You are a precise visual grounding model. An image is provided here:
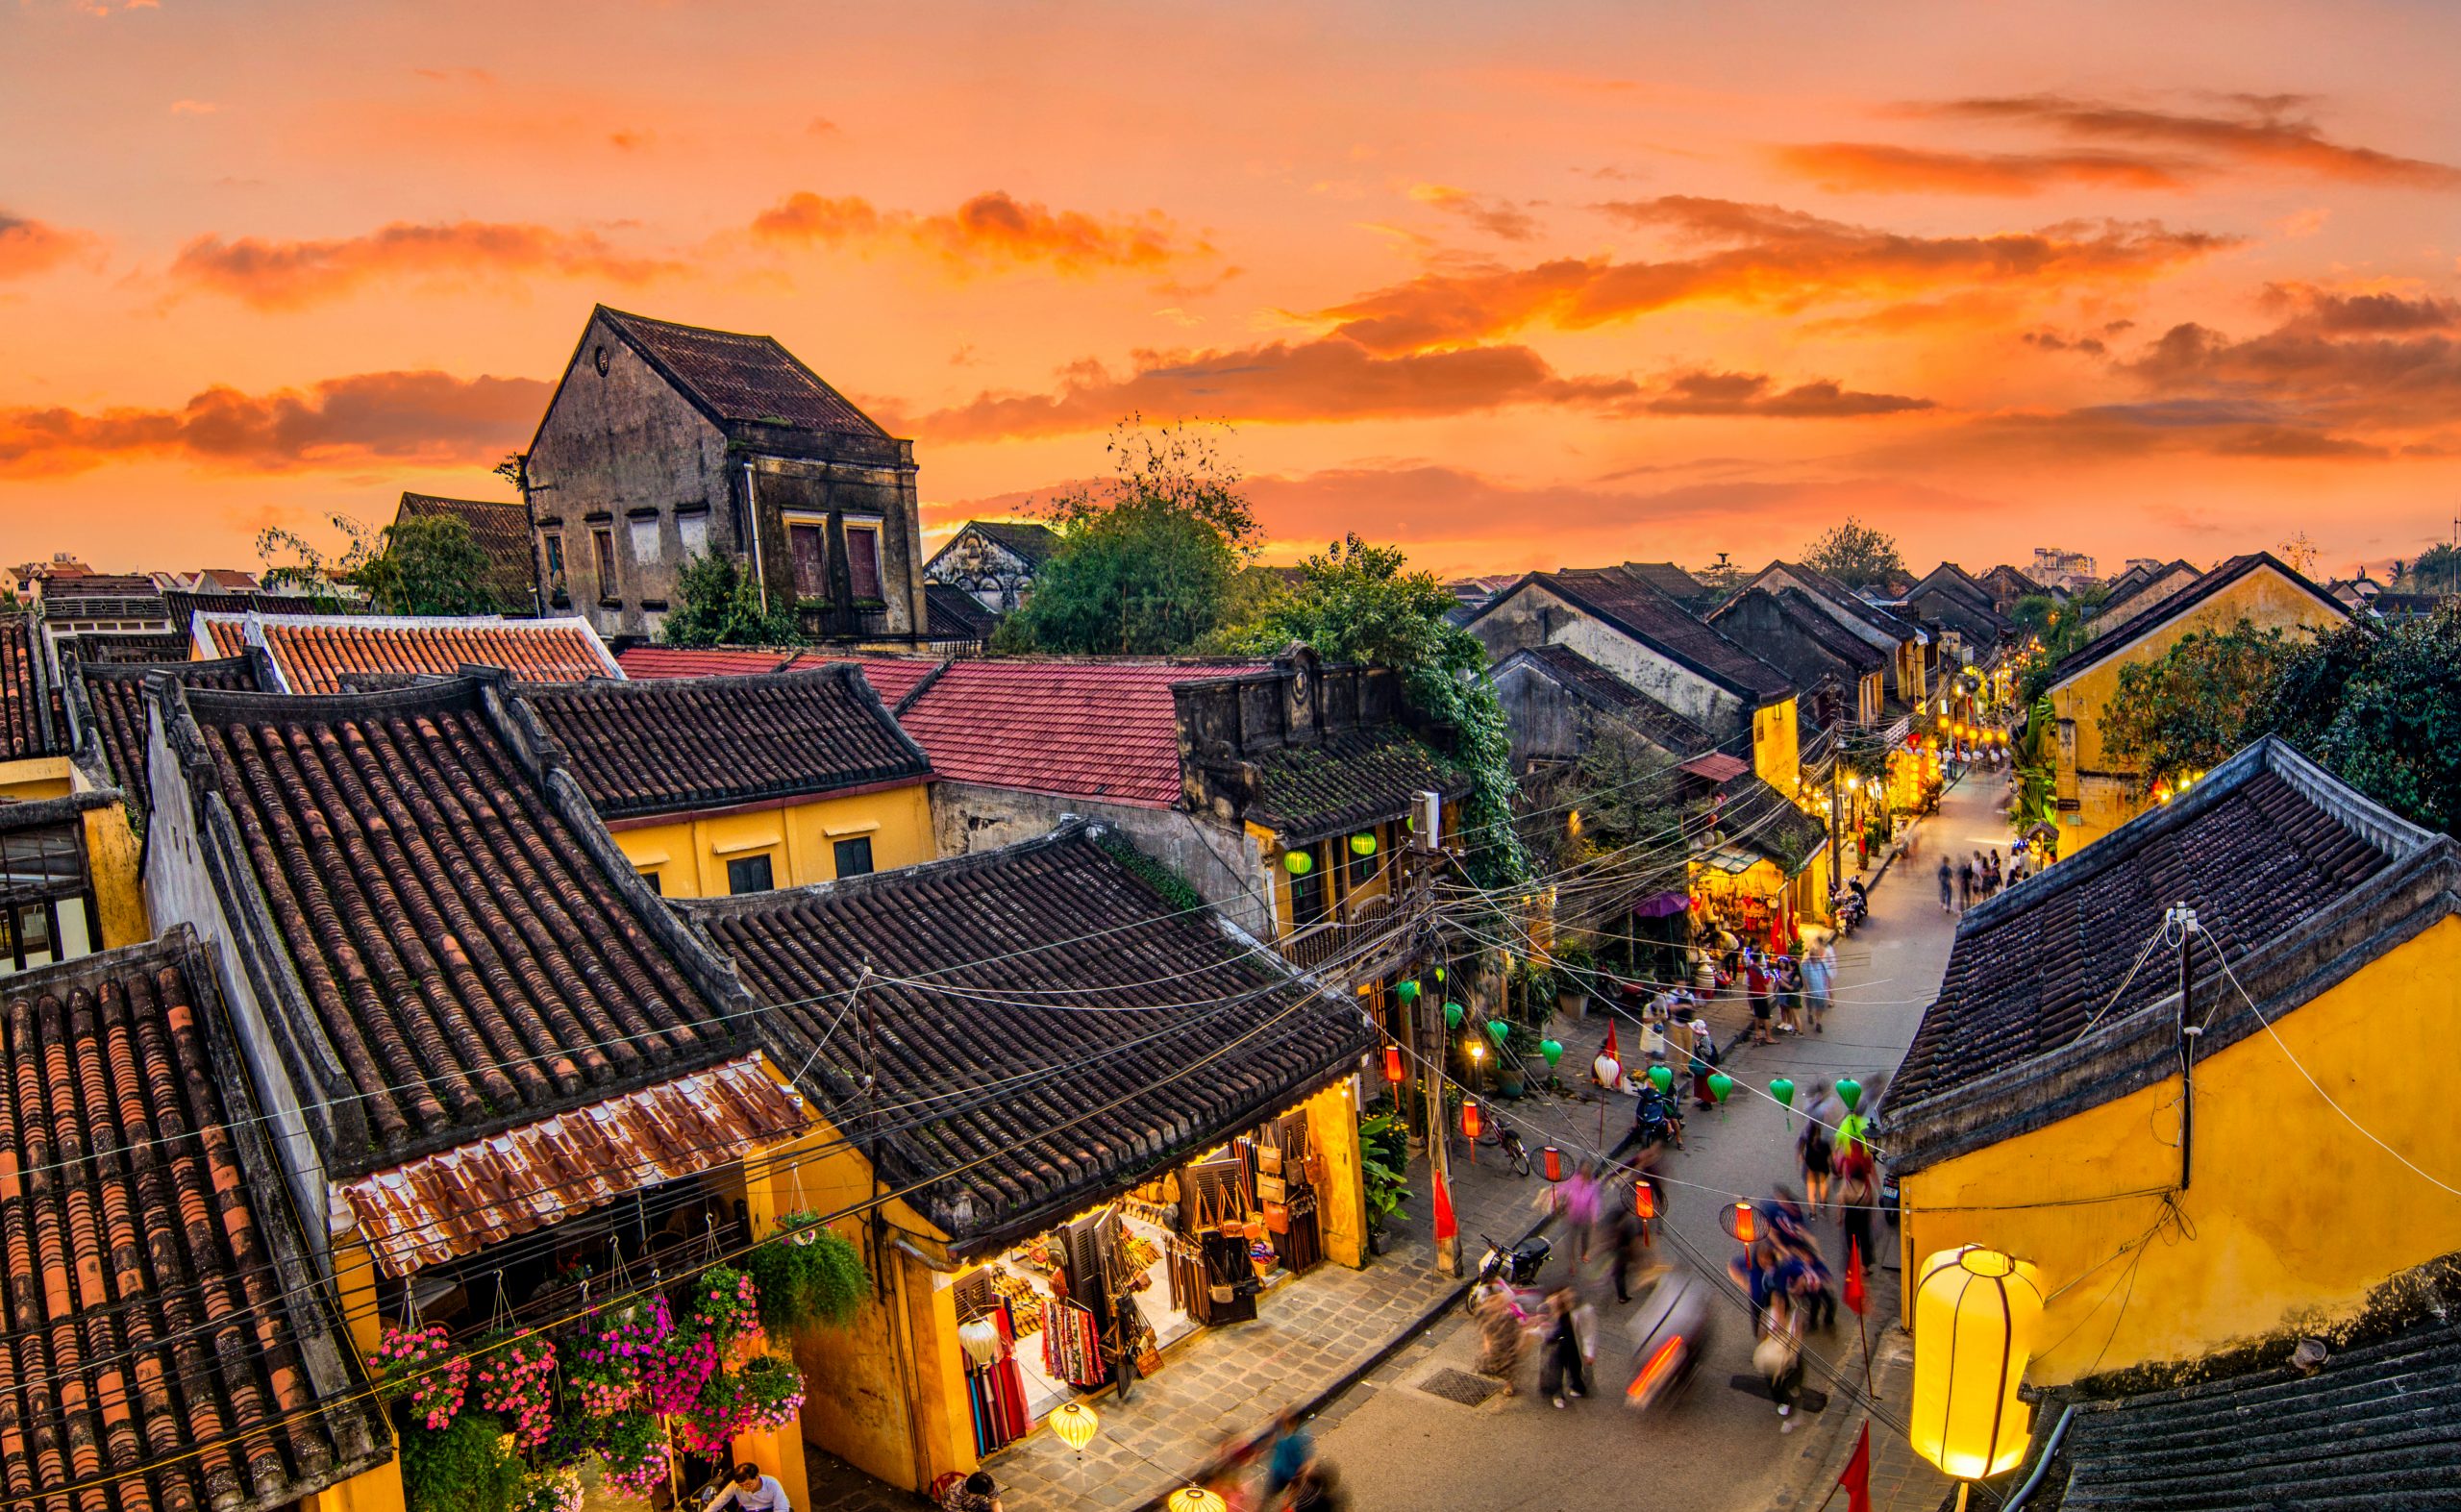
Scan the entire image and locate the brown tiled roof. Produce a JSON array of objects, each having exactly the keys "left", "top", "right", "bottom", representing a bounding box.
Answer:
[
  {"left": 518, "top": 666, "right": 932, "bottom": 820},
  {"left": 1534, "top": 566, "right": 1794, "bottom": 703},
  {"left": 393, "top": 492, "right": 537, "bottom": 611},
  {"left": 74, "top": 631, "right": 195, "bottom": 663},
  {"left": 164, "top": 676, "right": 751, "bottom": 1168},
  {"left": 1621, "top": 560, "right": 1708, "bottom": 600},
  {"left": 599, "top": 306, "right": 894, "bottom": 444},
  {"left": 1679, "top": 752, "right": 1750, "bottom": 782},
  {"left": 896, "top": 658, "right": 1260, "bottom": 806},
  {"left": 960, "top": 520, "right": 1060, "bottom": 565},
  {"left": 164, "top": 590, "right": 324, "bottom": 632},
  {"left": 199, "top": 612, "right": 622, "bottom": 693},
  {"left": 1755, "top": 560, "right": 1924, "bottom": 644},
  {"left": 1889, "top": 739, "right": 2406, "bottom": 1114},
  {"left": 1497, "top": 644, "right": 1718, "bottom": 756},
  {"left": 686, "top": 824, "right": 1375, "bottom": 1252},
  {"left": 924, "top": 582, "right": 1001, "bottom": 643},
  {"left": 0, "top": 931, "right": 388, "bottom": 1510},
  {"left": 1245, "top": 727, "right": 1469, "bottom": 843},
  {"left": 2046, "top": 553, "right": 2345, "bottom": 690},
  {"left": 0, "top": 612, "right": 64, "bottom": 759},
  {"left": 70, "top": 655, "right": 261, "bottom": 822},
  {"left": 613, "top": 646, "right": 948, "bottom": 705}
]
